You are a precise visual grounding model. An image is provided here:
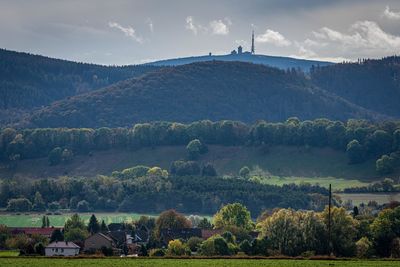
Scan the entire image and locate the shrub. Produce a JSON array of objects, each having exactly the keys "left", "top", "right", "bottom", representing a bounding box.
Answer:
[
  {"left": 166, "top": 239, "right": 191, "bottom": 256},
  {"left": 356, "top": 237, "right": 373, "bottom": 258},
  {"left": 187, "top": 237, "right": 203, "bottom": 252},
  {"left": 149, "top": 248, "right": 166, "bottom": 257}
]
